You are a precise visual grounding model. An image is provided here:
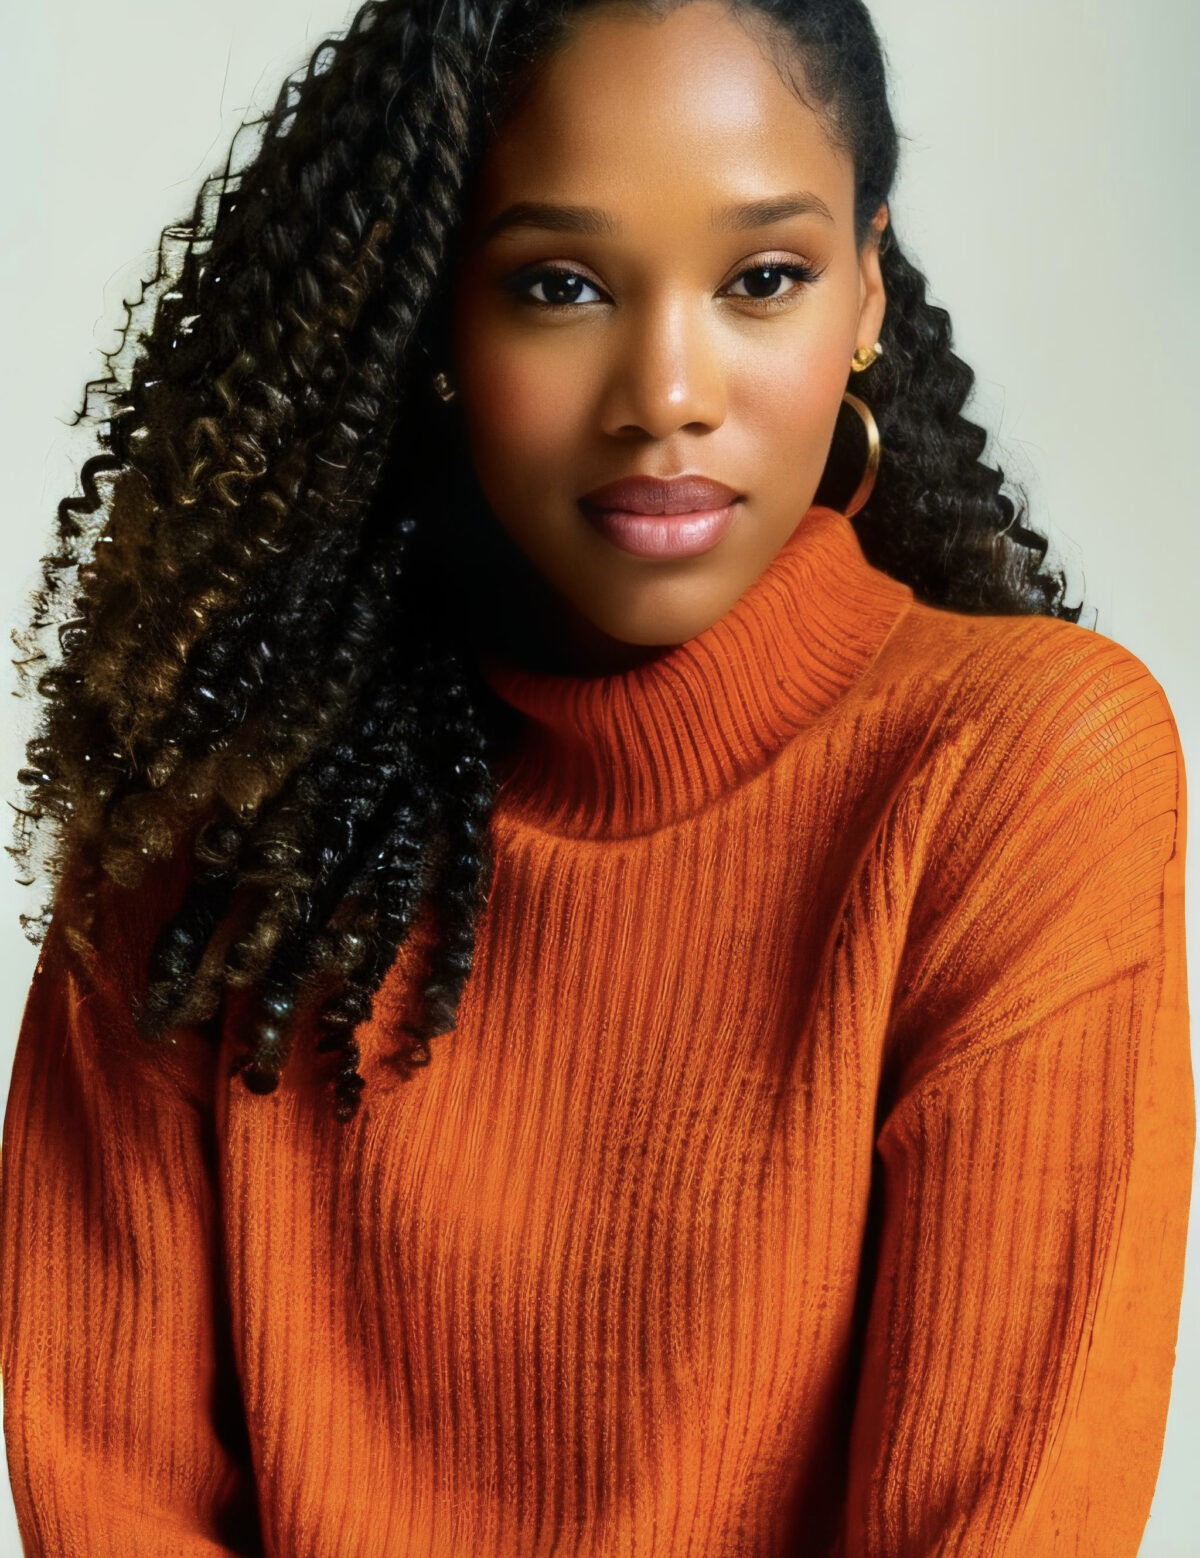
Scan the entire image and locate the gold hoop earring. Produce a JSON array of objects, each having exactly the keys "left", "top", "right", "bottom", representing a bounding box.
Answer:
[
  {"left": 432, "top": 369, "right": 457, "bottom": 403},
  {"left": 850, "top": 341, "right": 883, "bottom": 373},
  {"left": 839, "top": 392, "right": 880, "bottom": 518}
]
